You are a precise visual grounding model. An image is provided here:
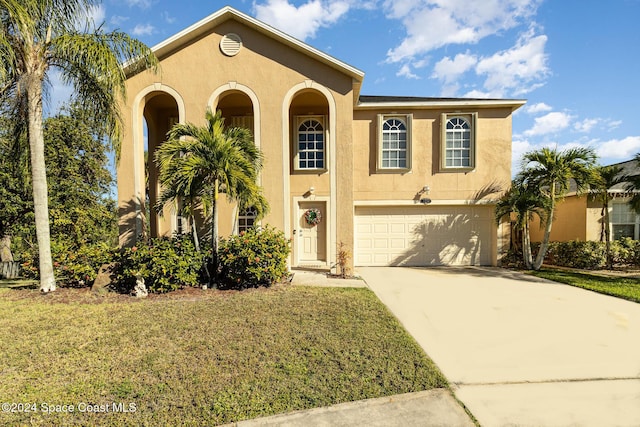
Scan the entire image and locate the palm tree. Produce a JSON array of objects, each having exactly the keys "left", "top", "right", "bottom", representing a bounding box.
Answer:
[
  {"left": 590, "top": 165, "right": 625, "bottom": 269},
  {"left": 520, "top": 147, "right": 598, "bottom": 270},
  {"left": 625, "top": 153, "right": 640, "bottom": 214},
  {"left": 495, "top": 178, "right": 550, "bottom": 269},
  {"left": 154, "top": 109, "right": 268, "bottom": 287},
  {"left": 0, "top": 0, "right": 157, "bottom": 292}
]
